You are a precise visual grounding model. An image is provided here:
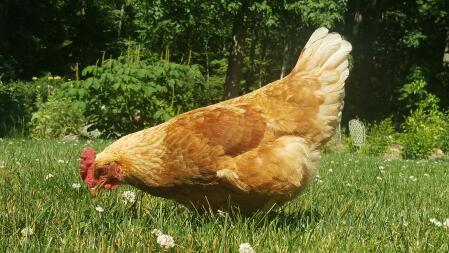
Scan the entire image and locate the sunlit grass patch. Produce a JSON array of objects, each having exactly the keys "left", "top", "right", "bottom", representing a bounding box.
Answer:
[{"left": 1, "top": 139, "right": 448, "bottom": 252}]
